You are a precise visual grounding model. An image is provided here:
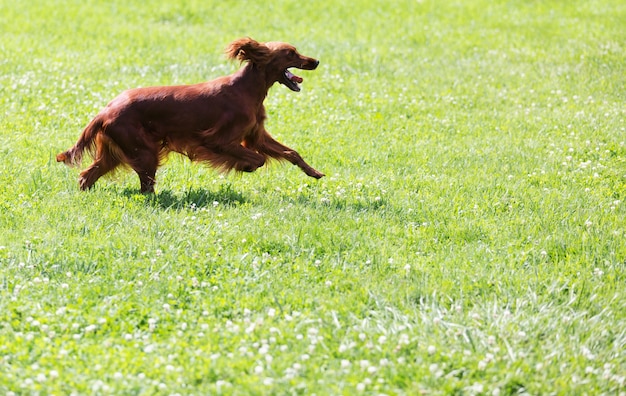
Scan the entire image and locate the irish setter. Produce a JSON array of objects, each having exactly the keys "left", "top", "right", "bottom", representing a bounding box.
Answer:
[{"left": 57, "top": 38, "right": 324, "bottom": 193}]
